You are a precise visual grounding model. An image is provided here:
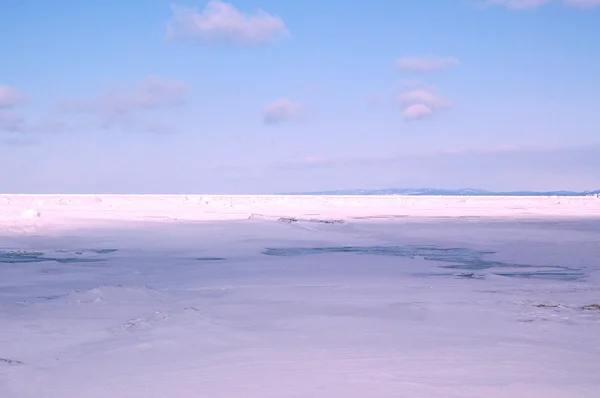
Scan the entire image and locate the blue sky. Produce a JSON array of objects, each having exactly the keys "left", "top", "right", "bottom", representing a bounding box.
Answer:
[{"left": 1, "top": 0, "right": 599, "bottom": 193}]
